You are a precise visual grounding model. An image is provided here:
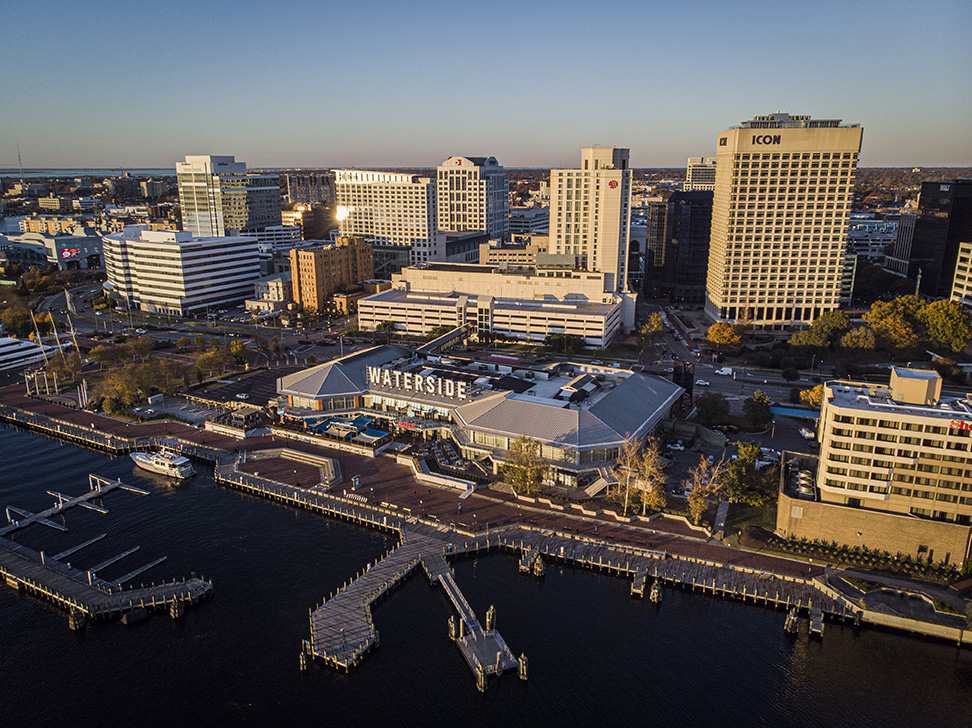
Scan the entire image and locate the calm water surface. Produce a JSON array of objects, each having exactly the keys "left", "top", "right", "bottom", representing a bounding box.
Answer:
[{"left": 1, "top": 426, "right": 971, "bottom": 727}]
